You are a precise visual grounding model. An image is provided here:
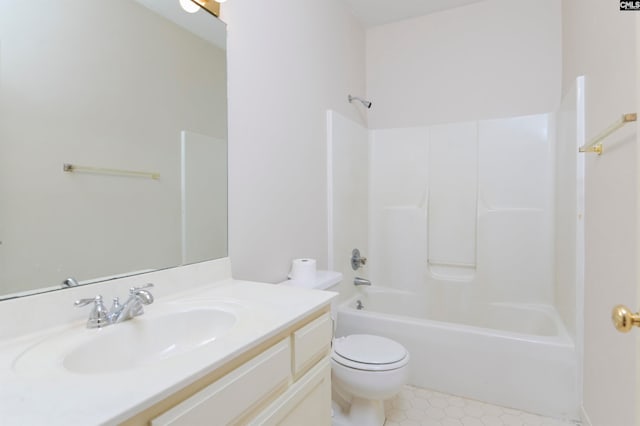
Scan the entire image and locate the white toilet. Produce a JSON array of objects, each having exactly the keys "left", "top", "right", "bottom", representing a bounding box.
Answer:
[
  {"left": 281, "top": 270, "right": 410, "bottom": 426},
  {"left": 331, "top": 334, "right": 410, "bottom": 426}
]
